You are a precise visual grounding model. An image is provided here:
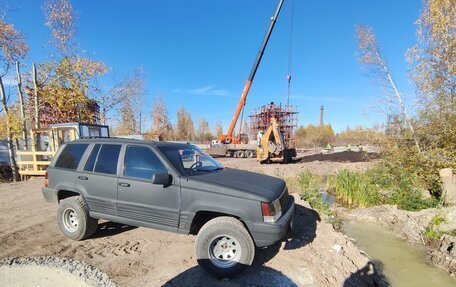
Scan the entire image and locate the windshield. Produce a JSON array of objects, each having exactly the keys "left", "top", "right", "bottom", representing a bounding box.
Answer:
[{"left": 158, "top": 145, "right": 223, "bottom": 175}]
